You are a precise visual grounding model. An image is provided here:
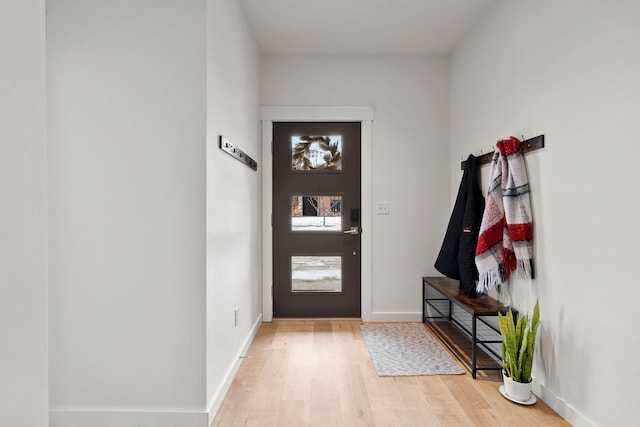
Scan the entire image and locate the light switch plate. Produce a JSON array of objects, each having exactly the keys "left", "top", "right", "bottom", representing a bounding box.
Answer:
[{"left": 376, "top": 202, "right": 390, "bottom": 215}]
